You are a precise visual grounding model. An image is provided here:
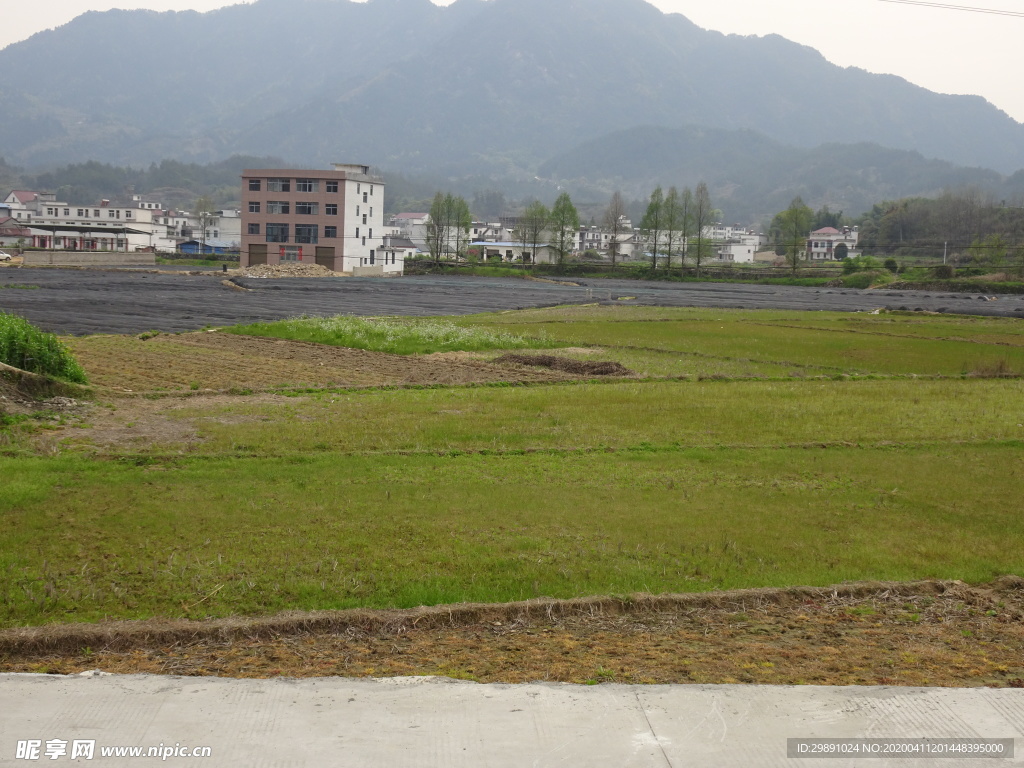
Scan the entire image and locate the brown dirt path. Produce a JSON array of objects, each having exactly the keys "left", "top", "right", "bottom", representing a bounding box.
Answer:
[{"left": 3, "top": 579, "right": 1022, "bottom": 688}]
